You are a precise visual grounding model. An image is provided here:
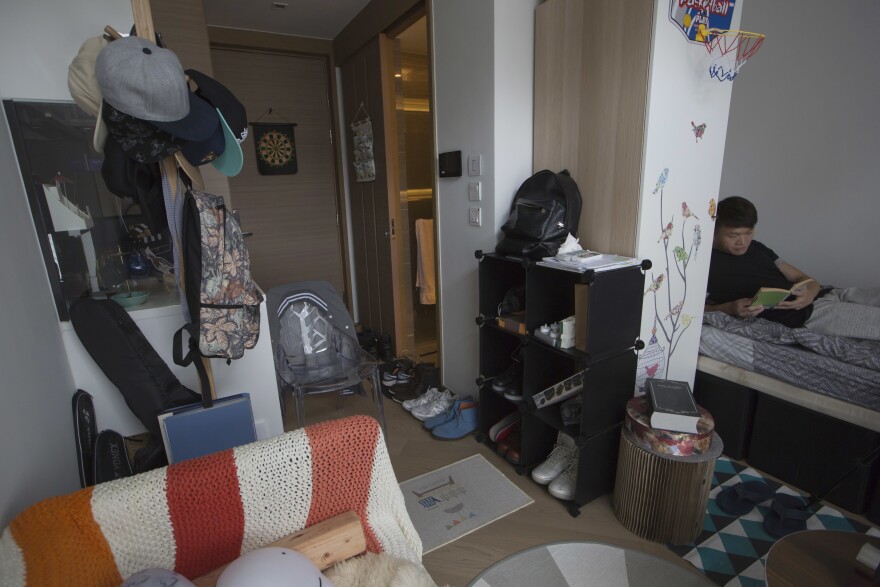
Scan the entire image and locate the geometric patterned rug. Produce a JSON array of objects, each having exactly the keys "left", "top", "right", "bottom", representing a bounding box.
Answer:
[{"left": 669, "top": 456, "right": 880, "bottom": 587}]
